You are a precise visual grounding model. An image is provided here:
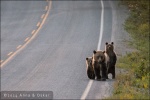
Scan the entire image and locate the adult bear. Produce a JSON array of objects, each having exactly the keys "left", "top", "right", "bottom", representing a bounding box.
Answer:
[
  {"left": 92, "top": 50, "right": 107, "bottom": 81},
  {"left": 86, "top": 57, "right": 95, "bottom": 79},
  {"left": 105, "top": 42, "right": 117, "bottom": 79}
]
